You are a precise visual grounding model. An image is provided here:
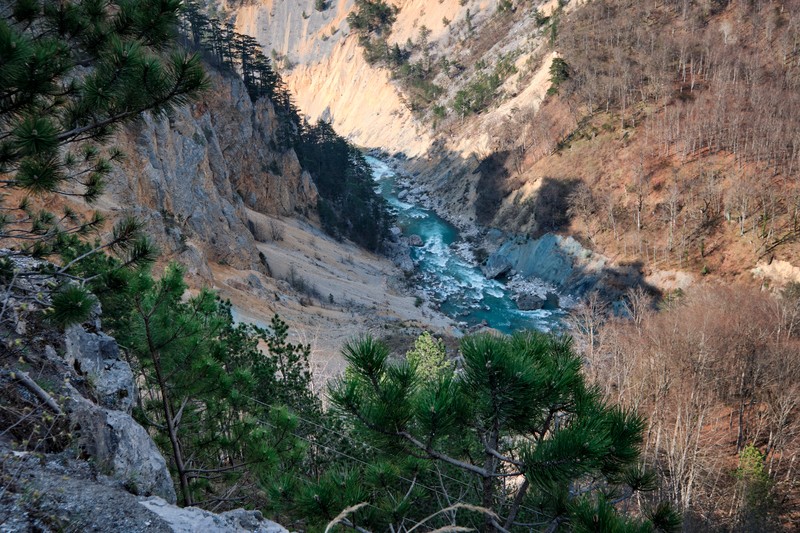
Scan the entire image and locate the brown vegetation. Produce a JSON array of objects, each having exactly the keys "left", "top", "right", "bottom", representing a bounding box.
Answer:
[
  {"left": 481, "top": 0, "right": 800, "bottom": 280},
  {"left": 570, "top": 284, "right": 800, "bottom": 530}
]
